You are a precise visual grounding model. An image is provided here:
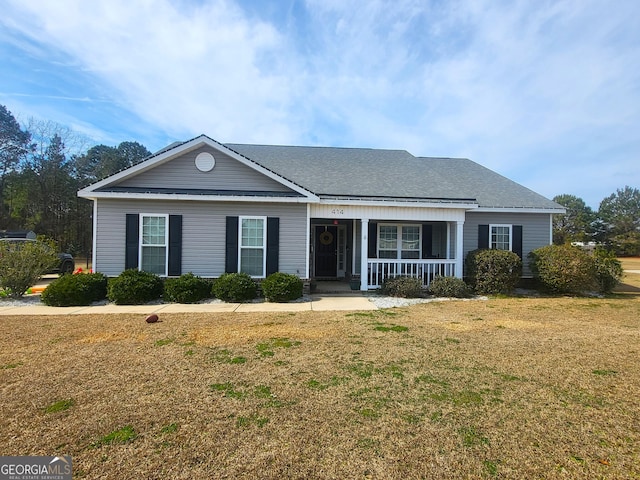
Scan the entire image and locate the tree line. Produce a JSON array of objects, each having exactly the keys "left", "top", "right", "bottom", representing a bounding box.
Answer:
[
  {"left": 553, "top": 189, "right": 640, "bottom": 255},
  {"left": 0, "top": 105, "right": 150, "bottom": 256},
  {"left": 1, "top": 104, "right": 638, "bottom": 258}
]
